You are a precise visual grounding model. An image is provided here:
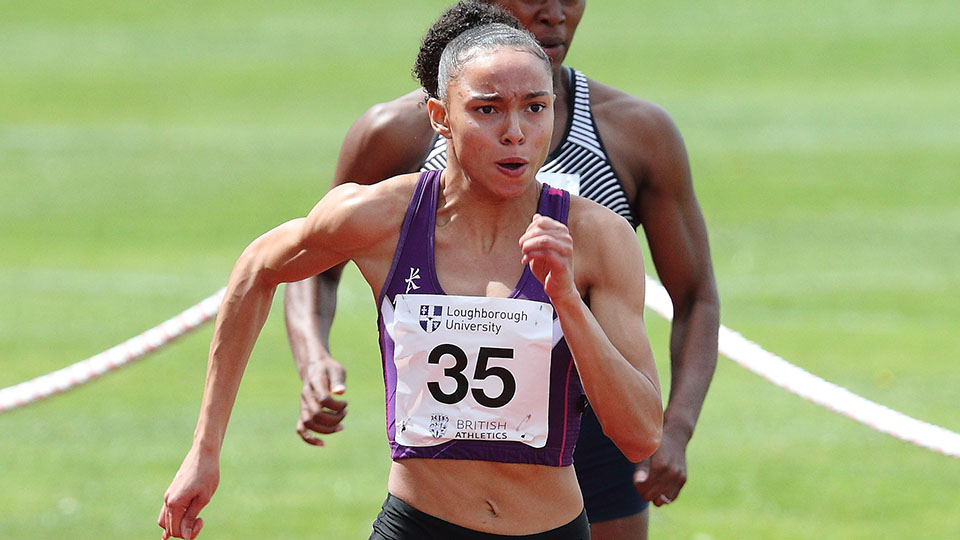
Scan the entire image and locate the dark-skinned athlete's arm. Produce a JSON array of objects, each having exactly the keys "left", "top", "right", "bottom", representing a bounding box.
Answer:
[
  {"left": 283, "top": 92, "right": 434, "bottom": 446},
  {"left": 616, "top": 100, "right": 720, "bottom": 506}
]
